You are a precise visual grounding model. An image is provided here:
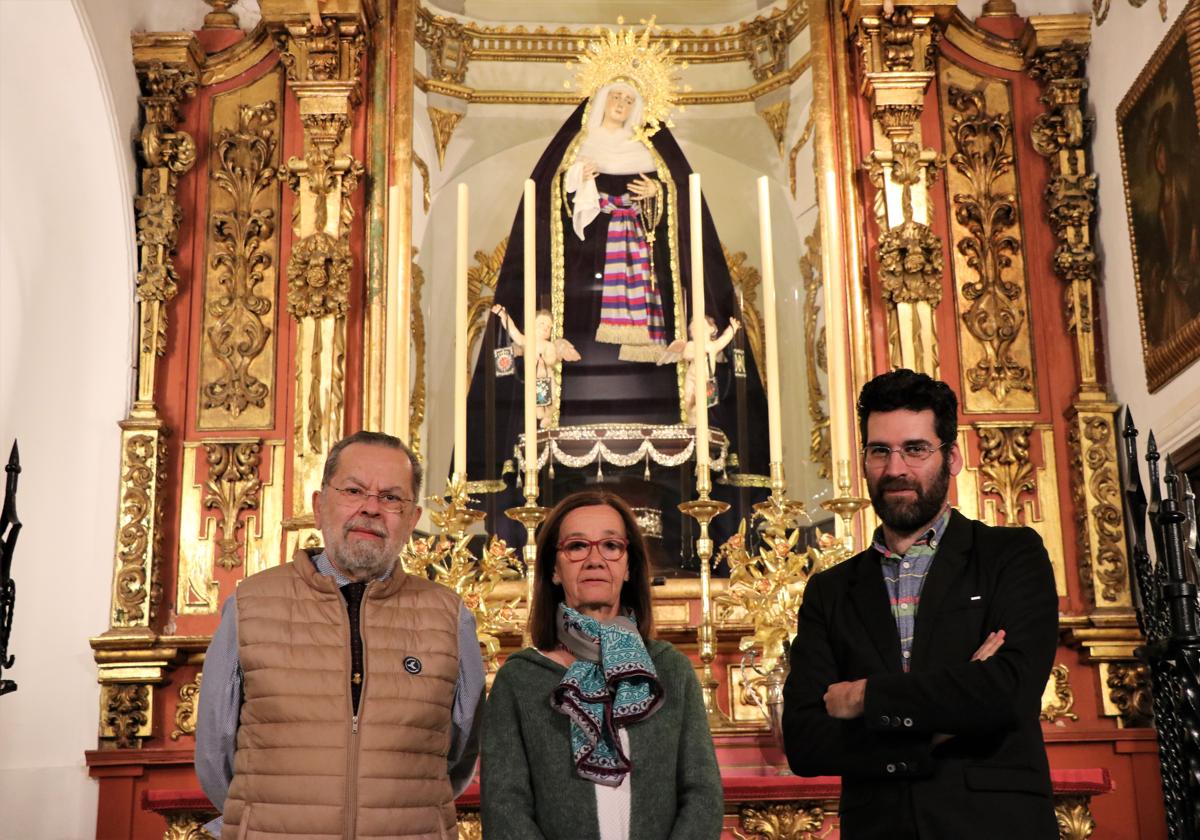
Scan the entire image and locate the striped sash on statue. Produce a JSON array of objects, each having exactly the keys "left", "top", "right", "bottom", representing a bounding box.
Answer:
[{"left": 595, "top": 193, "right": 666, "bottom": 355}]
